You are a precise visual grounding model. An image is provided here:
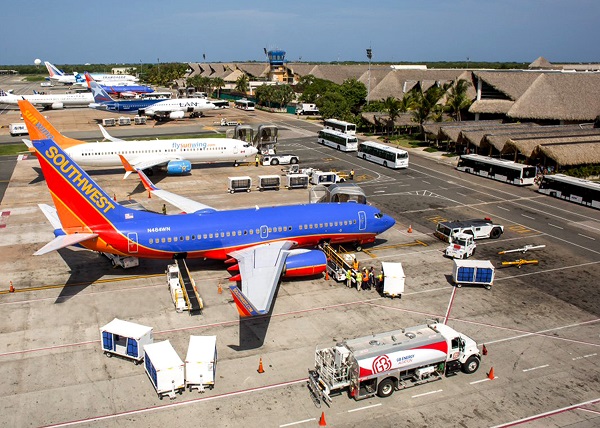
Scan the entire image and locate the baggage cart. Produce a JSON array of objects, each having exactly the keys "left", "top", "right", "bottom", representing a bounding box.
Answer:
[
  {"left": 118, "top": 116, "right": 131, "bottom": 126},
  {"left": 286, "top": 173, "right": 309, "bottom": 189},
  {"left": 228, "top": 176, "right": 252, "bottom": 193},
  {"left": 100, "top": 318, "right": 153, "bottom": 364},
  {"left": 185, "top": 335, "right": 217, "bottom": 392},
  {"left": 144, "top": 340, "right": 185, "bottom": 399},
  {"left": 134, "top": 116, "right": 147, "bottom": 125},
  {"left": 102, "top": 118, "right": 116, "bottom": 127},
  {"left": 258, "top": 175, "right": 280, "bottom": 191},
  {"left": 452, "top": 259, "right": 495, "bottom": 289},
  {"left": 381, "top": 262, "right": 405, "bottom": 298}
]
